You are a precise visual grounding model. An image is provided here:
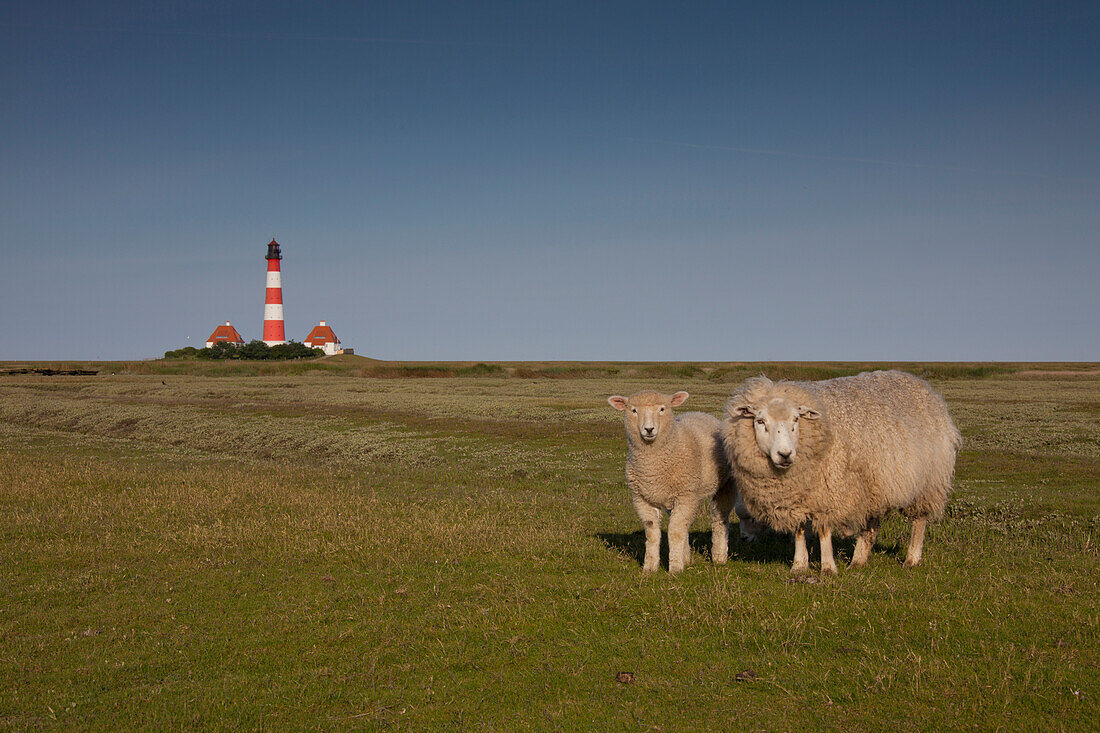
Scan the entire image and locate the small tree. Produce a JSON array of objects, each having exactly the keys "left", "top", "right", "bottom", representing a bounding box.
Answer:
[
  {"left": 208, "top": 342, "right": 240, "bottom": 360},
  {"left": 240, "top": 340, "right": 271, "bottom": 360}
]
